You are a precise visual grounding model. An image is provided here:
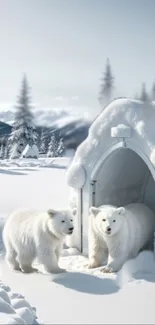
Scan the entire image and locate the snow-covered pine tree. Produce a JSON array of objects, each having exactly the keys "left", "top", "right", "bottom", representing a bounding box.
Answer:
[
  {"left": 4, "top": 142, "right": 9, "bottom": 159},
  {"left": 151, "top": 82, "right": 155, "bottom": 101},
  {"left": 47, "top": 133, "right": 58, "bottom": 157},
  {"left": 39, "top": 129, "right": 46, "bottom": 154},
  {"left": 98, "top": 58, "right": 114, "bottom": 108},
  {"left": 8, "top": 75, "right": 38, "bottom": 158},
  {"left": 0, "top": 144, "right": 4, "bottom": 159},
  {"left": 57, "top": 138, "right": 65, "bottom": 157},
  {"left": 139, "top": 83, "right": 149, "bottom": 102},
  {"left": 9, "top": 142, "right": 24, "bottom": 159}
]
